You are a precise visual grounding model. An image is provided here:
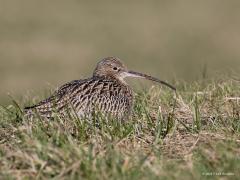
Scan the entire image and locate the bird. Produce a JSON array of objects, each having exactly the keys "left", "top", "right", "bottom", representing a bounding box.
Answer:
[{"left": 24, "top": 57, "right": 176, "bottom": 121}]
